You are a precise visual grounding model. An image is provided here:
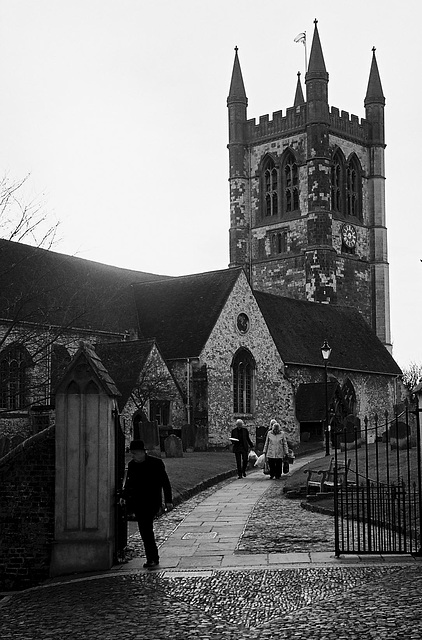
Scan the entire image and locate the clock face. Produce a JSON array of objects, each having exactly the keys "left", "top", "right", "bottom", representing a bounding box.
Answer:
[
  {"left": 341, "top": 223, "right": 357, "bottom": 249},
  {"left": 236, "top": 313, "right": 250, "bottom": 334}
]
